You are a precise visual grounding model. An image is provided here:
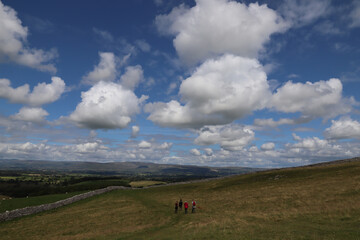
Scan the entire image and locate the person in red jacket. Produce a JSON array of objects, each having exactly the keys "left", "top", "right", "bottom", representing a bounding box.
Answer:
[
  {"left": 192, "top": 199, "right": 196, "bottom": 213},
  {"left": 184, "top": 201, "right": 188, "bottom": 214}
]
